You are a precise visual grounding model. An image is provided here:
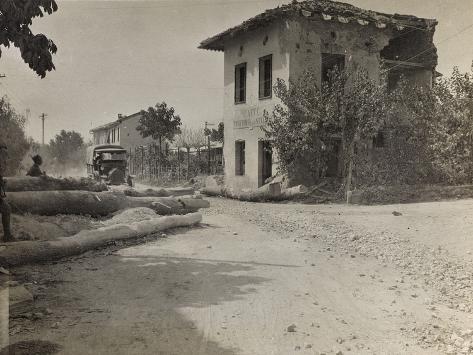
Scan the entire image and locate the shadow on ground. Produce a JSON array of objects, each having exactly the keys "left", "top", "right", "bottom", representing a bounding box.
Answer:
[{"left": 8, "top": 233, "right": 271, "bottom": 355}]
